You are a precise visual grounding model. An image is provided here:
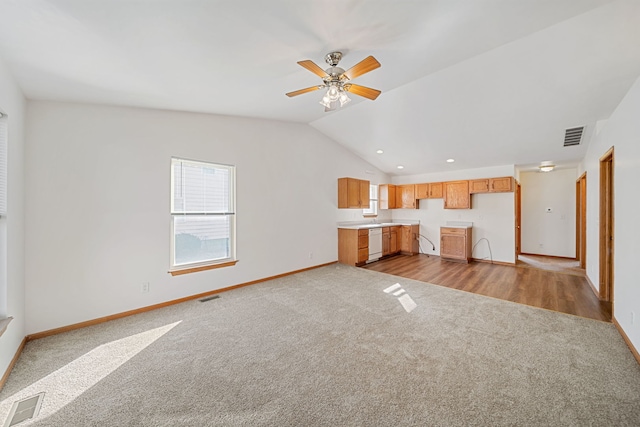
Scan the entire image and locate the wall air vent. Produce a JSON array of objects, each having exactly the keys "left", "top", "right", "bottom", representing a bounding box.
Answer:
[{"left": 564, "top": 126, "right": 584, "bottom": 147}]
